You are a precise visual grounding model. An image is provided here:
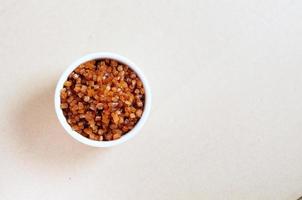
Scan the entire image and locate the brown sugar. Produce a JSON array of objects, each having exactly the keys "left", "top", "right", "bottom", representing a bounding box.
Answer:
[{"left": 60, "top": 59, "right": 145, "bottom": 141}]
